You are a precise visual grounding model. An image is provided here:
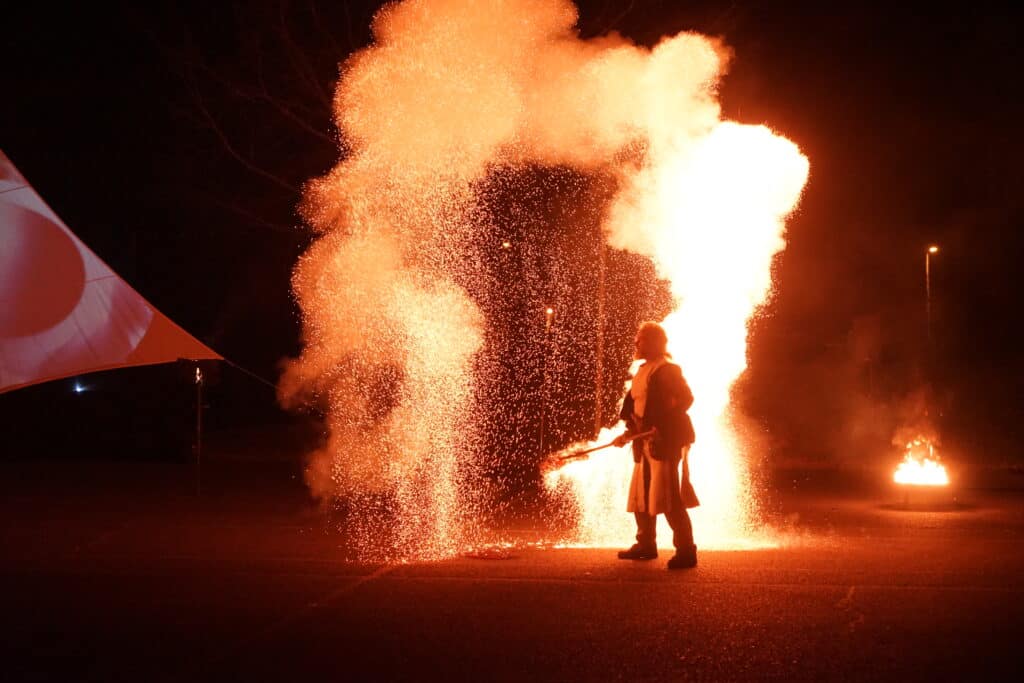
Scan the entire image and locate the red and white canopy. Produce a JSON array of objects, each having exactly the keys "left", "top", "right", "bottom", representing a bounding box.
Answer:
[{"left": 0, "top": 150, "right": 221, "bottom": 393}]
